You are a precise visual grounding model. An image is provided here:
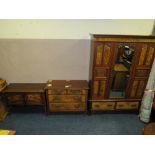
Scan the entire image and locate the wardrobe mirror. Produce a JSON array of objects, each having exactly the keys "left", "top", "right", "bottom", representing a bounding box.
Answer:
[{"left": 110, "top": 45, "right": 135, "bottom": 98}]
